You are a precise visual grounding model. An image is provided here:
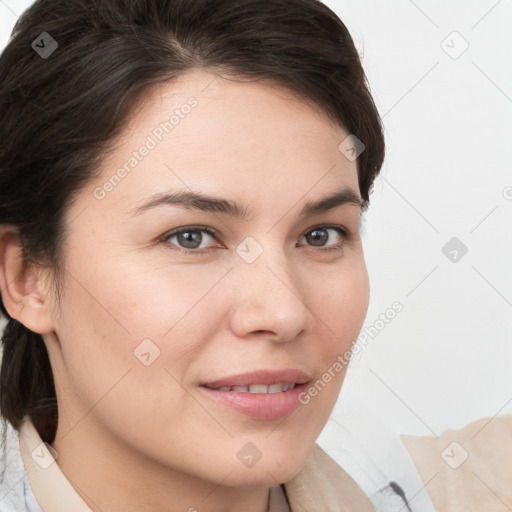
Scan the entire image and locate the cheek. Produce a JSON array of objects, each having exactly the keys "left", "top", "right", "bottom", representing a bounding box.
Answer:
[
  {"left": 338, "top": 265, "right": 369, "bottom": 335},
  {"left": 53, "top": 252, "right": 226, "bottom": 395},
  {"left": 60, "top": 242, "right": 219, "bottom": 341},
  {"left": 97, "top": 254, "right": 230, "bottom": 338},
  {"left": 53, "top": 270, "right": 195, "bottom": 437},
  {"left": 310, "top": 256, "right": 370, "bottom": 354},
  {"left": 283, "top": 256, "right": 369, "bottom": 420}
]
